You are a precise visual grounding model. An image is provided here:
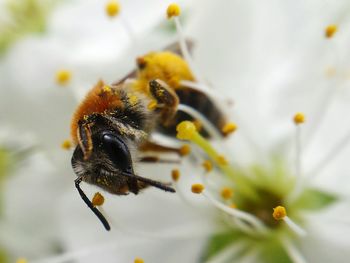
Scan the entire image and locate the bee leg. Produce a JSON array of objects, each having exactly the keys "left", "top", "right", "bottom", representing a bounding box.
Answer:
[
  {"left": 139, "top": 156, "right": 180, "bottom": 164},
  {"left": 139, "top": 140, "right": 182, "bottom": 155},
  {"left": 121, "top": 171, "right": 175, "bottom": 193},
  {"left": 149, "top": 79, "right": 179, "bottom": 125},
  {"left": 77, "top": 121, "right": 93, "bottom": 160},
  {"left": 74, "top": 177, "right": 111, "bottom": 231}
]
